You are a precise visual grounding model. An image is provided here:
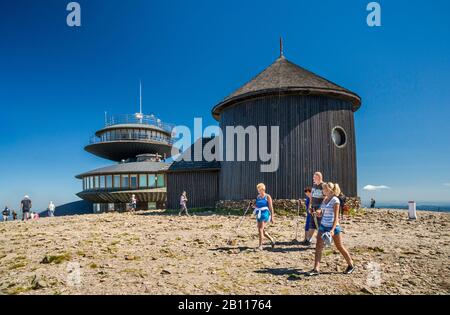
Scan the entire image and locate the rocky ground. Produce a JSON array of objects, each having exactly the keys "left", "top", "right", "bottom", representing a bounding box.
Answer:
[{"left": 0, "top": 209, "right": 449, "bottom": 295}]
